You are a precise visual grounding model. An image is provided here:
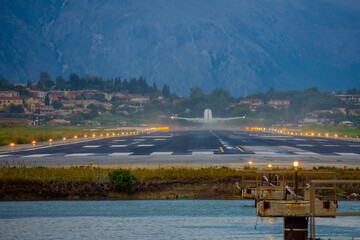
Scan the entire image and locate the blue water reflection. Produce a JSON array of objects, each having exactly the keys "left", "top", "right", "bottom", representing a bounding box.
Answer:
[{"left": 0, "top": 200, "right": 359, "bottom": 239}]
